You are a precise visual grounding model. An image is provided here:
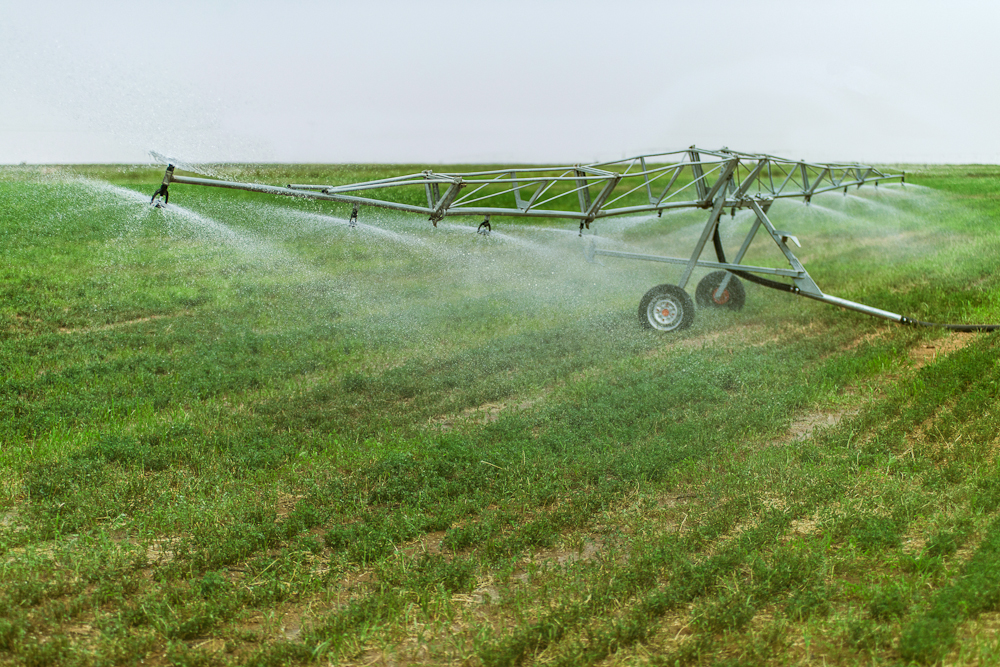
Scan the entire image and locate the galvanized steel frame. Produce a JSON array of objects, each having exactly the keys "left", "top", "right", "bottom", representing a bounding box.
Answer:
[
  {"left": 153, "top": 146, "right": 914, "bottom": 325},
  {"left": 157, "top": 147, "right": 903, "bottom": 224}
]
